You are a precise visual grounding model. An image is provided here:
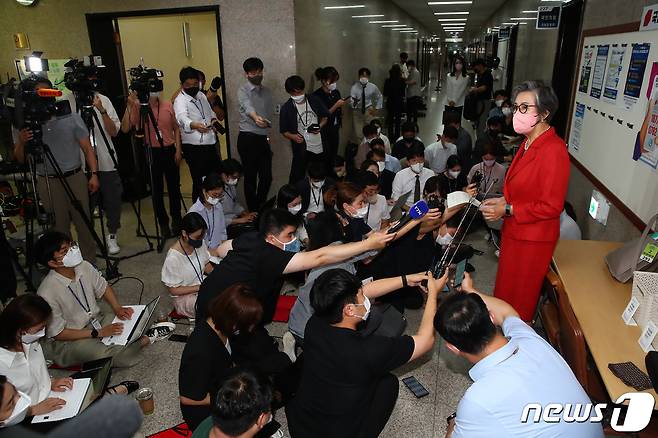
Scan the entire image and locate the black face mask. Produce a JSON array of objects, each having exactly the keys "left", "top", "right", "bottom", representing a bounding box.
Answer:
[
  {"left": 184, "top": 87, "right": 200, "bottom": 97},
  {"left": 188, "top": 237, "right": 203, "bottom": 249},
  {"left": 403, "top": 136, "right": 414, "bottom": 144},
  {"left": 248, "top": 75, "right": 263, "bottom": 86}
]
